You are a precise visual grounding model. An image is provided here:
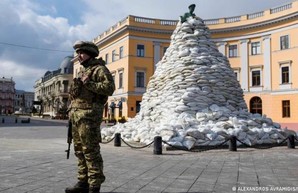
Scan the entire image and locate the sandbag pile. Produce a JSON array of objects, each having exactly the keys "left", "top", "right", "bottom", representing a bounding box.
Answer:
[{"left": 101, "top": 15, "right": 290, "bottom": 149}]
